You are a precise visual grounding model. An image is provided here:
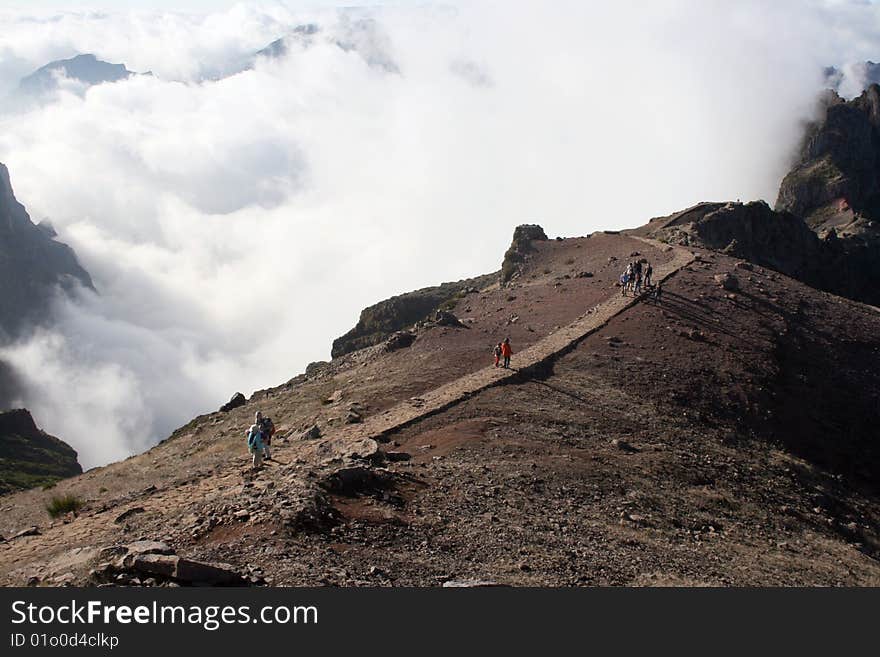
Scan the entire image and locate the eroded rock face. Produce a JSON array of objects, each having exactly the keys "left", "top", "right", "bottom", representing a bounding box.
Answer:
[
  {"left": 776, "top": 86, "right": 880, "bottom": 228},
  {"left": 772, "top": 85, "right": 880, "bottom": 305},
  {"left": 219, "top": 392, "right": 246, "bottom": 413},
  {"left": 0, "top": 163, "right": 94, "bottom": 340},
  {"left": 331, "top": 272, "right": 495, "bottom": 358},
  {"left": 646, "top": 200, "right": 880, "bottom": 306},
  {"left": 0, "top": 409, "right": 82, "bottom": 494},
  {"left": 501, "top": 224, "right": 549, "bottom": 283}
]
